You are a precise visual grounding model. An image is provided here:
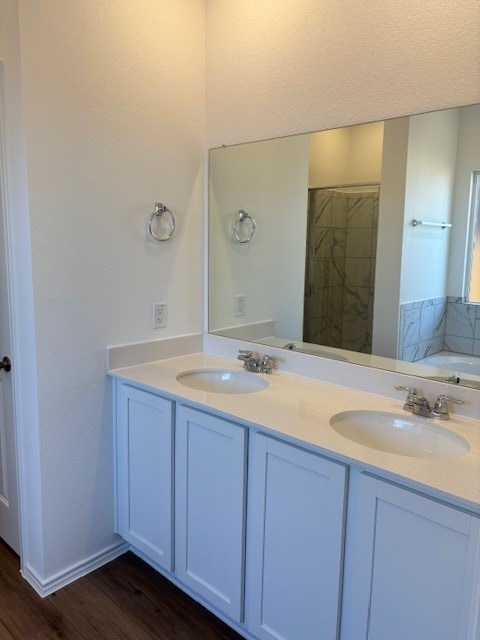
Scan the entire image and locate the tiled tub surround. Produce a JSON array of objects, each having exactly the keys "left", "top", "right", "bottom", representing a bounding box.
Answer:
[
  {"left": 399, "top": 297, "right": 480, "bottom": 362},
  {"left": 304, "top": 187, "right": 379, "bottom": 354},
  {"left": 399, "top": 297, "right": 447, "bottom": 362},
  {"left": 444, "top": 297, "right": 480, "bottom": 355}
]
